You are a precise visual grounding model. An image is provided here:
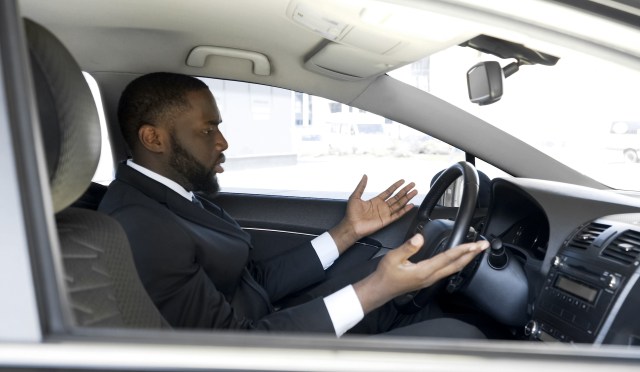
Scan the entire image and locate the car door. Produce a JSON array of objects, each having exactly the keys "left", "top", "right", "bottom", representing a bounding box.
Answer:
[{"left": 215, "top": 192, "right": 417, "bottom": 274}]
